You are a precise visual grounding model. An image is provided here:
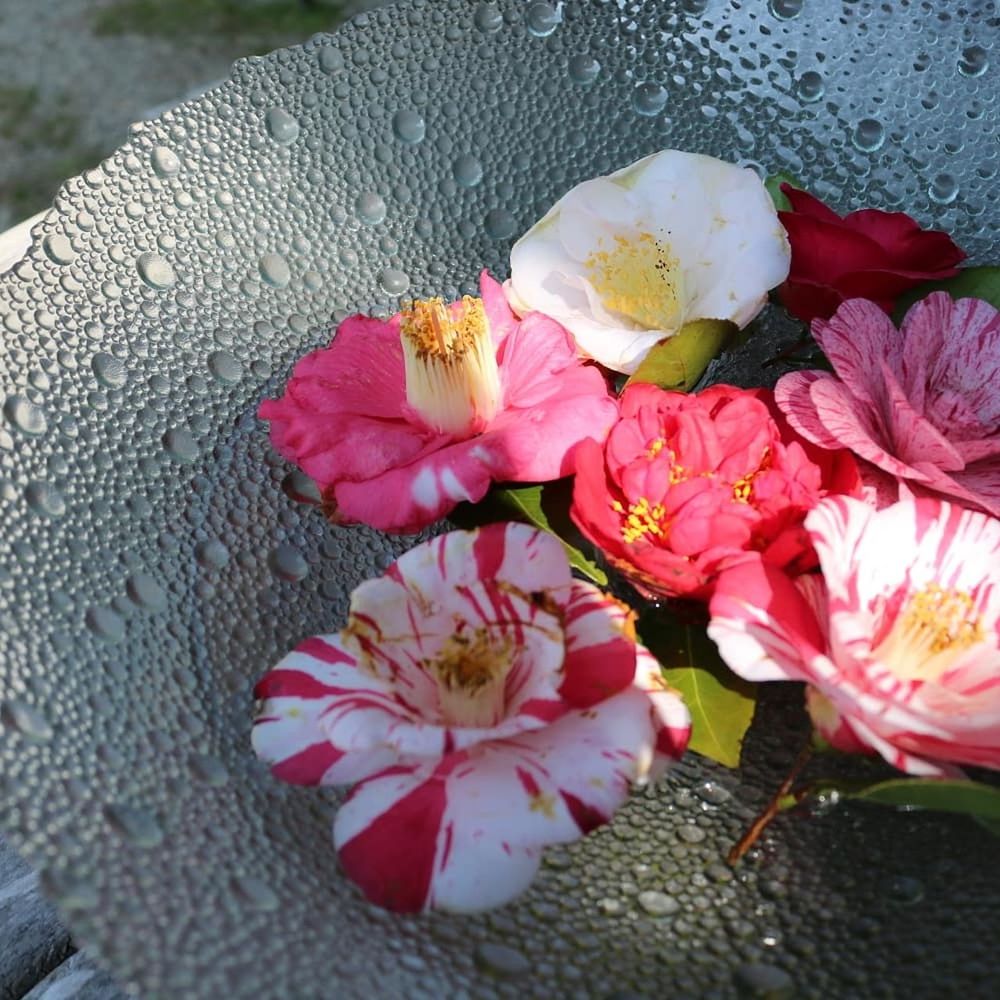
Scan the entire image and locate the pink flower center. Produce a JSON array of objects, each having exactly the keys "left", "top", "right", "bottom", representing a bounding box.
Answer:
[
  {"left": 873, "top": 582, "right": 984, "bottom": 682},
  {"left": 400, "top": 295, "right": 502, "bottom": 436}
]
